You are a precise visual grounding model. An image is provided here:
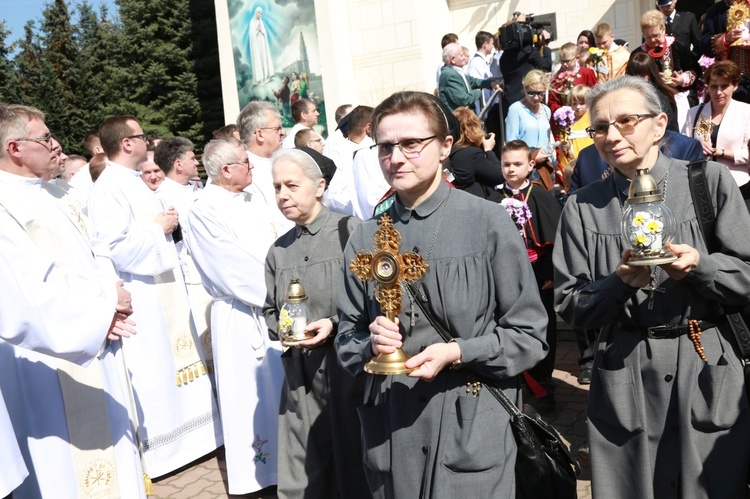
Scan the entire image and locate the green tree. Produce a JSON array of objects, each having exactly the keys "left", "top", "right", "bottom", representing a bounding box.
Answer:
[
  {"left": 0, "top": 21, "right": 21, "bottom": 103},
  {"left": 189, "top": 0, "right": 224, "bottom": 143},
  {"left": 73, "top": 1, "right": 127, "bottom": 140},
  {"left": 116, "top": 0, "right": 204, "bottom": 143},
  {"left": 38, "top": 0, "right": 78, "bottom": 153},
  {"left": 14, "top": 22, "right": 44, "bottom": 107}
]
